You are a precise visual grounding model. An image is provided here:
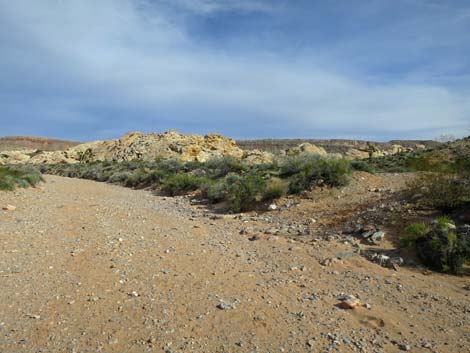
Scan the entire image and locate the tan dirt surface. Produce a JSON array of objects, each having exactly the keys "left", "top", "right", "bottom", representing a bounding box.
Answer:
[{"left": 0, "top": 175, "right": 469, "bottom": 353}]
